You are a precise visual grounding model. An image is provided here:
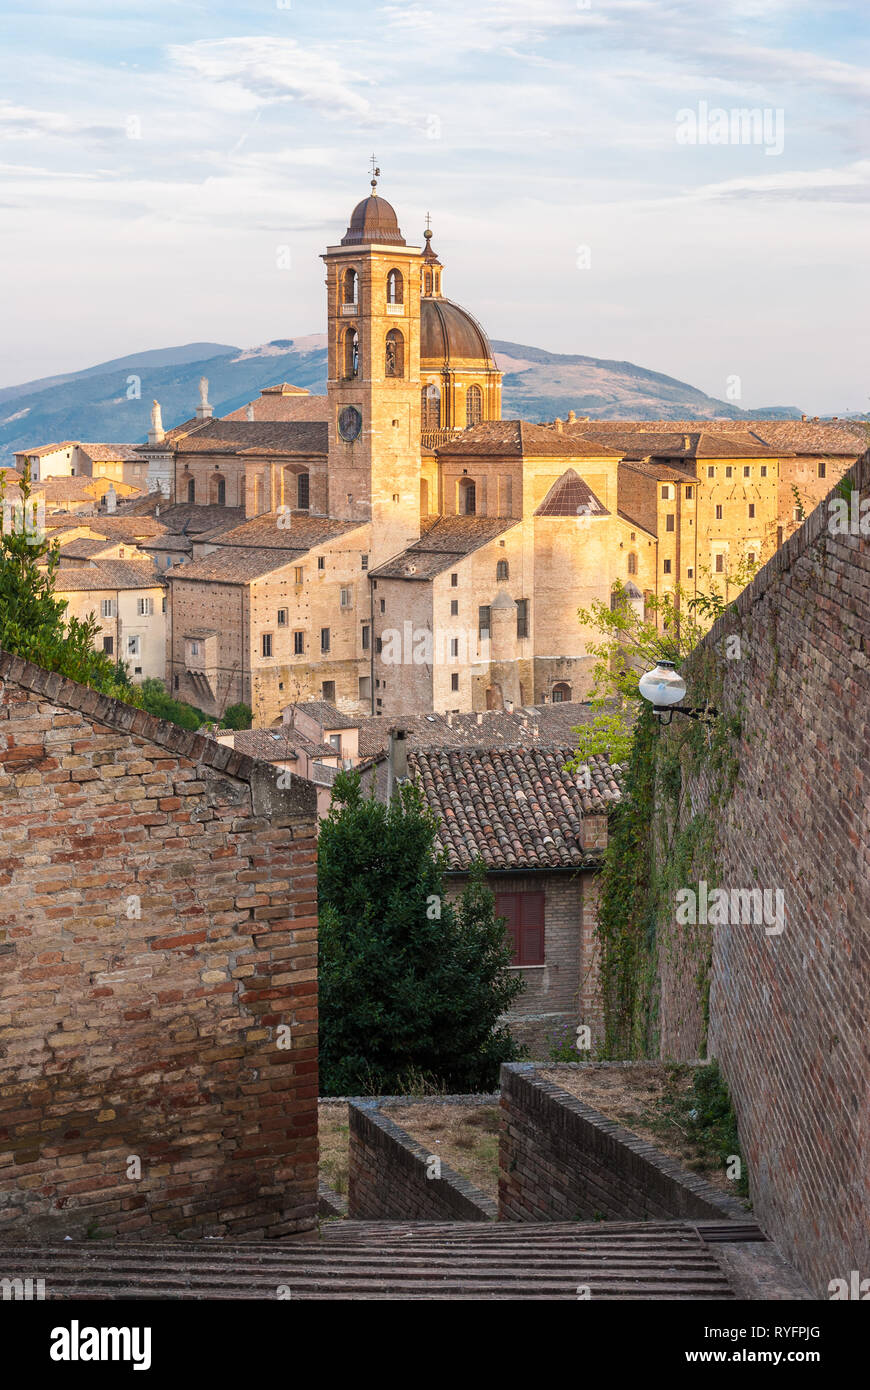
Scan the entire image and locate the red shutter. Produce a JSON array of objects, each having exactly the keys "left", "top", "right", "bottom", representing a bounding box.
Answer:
[
  {"left": 519, "top": 892, "right": 545, "bottom": 965},
  {"left": 495, "top": 893, "right": 521, "bottom": 965}
]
